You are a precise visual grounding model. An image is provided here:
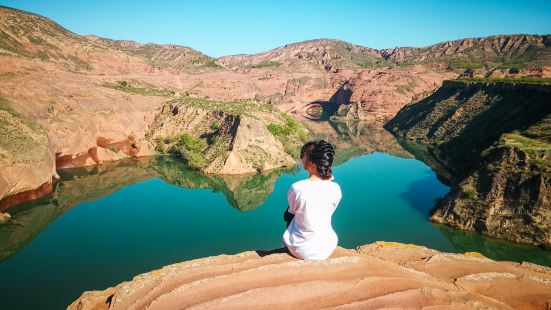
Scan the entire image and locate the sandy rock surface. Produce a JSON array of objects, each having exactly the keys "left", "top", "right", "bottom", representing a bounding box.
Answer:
[{"left": 69, "top": 242, "right": 551, "bottom": 310}]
